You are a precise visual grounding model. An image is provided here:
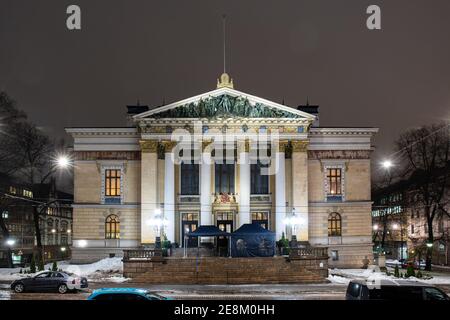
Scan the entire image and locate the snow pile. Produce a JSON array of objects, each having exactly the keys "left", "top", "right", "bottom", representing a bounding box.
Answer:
[
  {"left": 0, "top": 267, "right": 23, "bottom": 281},
  {"left": 0, "top": 258, "right": 129, "bottom": 283},
  {"left": 328, "top": 266, "right": 450, "bottom": 285}
]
